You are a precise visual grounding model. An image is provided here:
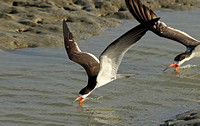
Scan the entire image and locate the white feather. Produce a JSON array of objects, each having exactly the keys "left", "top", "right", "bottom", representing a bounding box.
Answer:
[
  {"left": 96, "top": 44, "right": 134, "bottom": 88},
  {"left": 167, "top": 26, "right": 199, "bottom": 42},
  {"left": 85, "top": 52, "right": 100, "bottom": 63},
  {"left": 193, "top": 45, "right": 200, "bottom": 57},
  {"left": 94, "top": 22, "right": 151, "bottom": 88}
]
